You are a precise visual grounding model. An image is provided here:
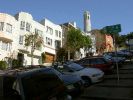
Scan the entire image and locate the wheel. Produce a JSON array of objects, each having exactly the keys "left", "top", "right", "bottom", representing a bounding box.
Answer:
[
  {"left": 56, "top": 94, "right": 72, "bottom": 100},
  {"left": 82, "top": 76, "right": 91, "bottom": 87}
]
